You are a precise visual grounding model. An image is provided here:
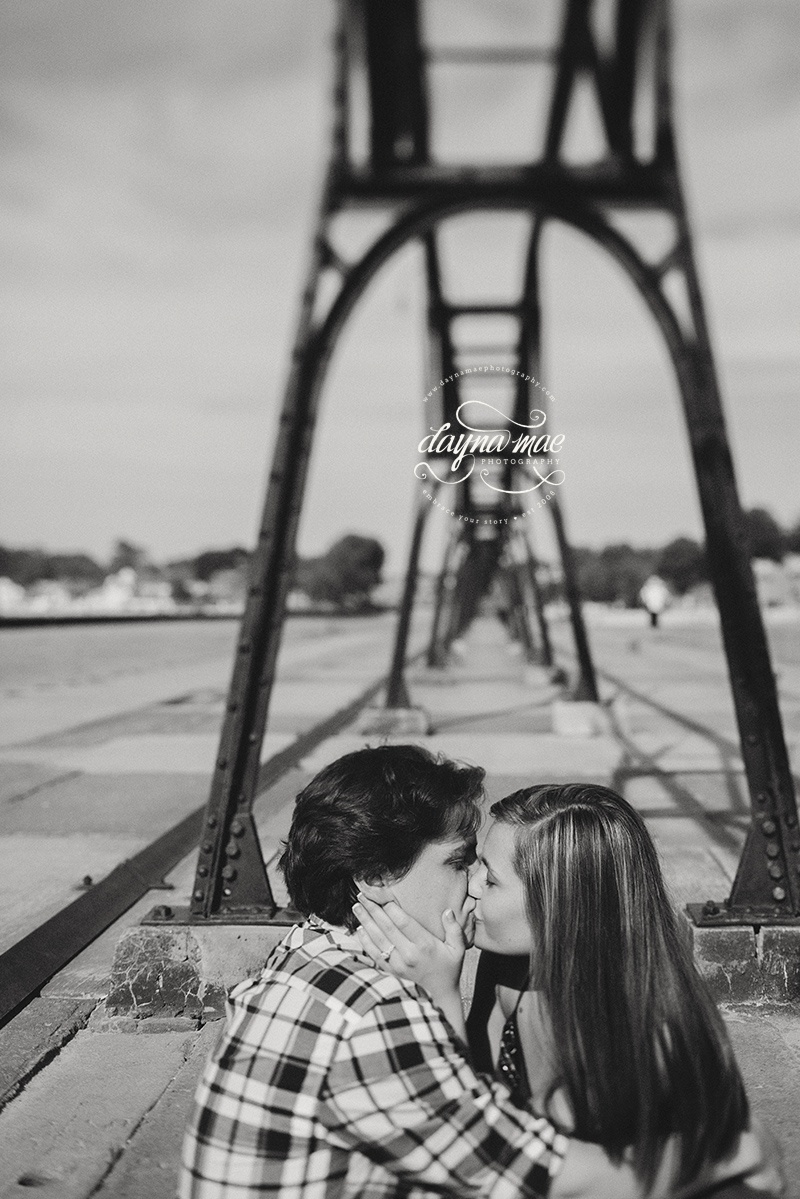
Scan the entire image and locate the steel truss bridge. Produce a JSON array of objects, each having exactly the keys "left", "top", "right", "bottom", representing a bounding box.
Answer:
[{"left": 161, "top": 0, "right": 800, "bottom": 931}]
